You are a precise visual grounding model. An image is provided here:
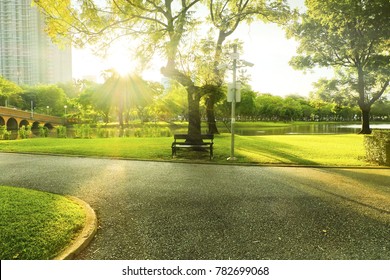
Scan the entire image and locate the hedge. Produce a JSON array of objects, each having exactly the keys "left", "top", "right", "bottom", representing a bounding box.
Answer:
[{"left": 364, "top": 129, "right": 390, "bottom": 166}]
